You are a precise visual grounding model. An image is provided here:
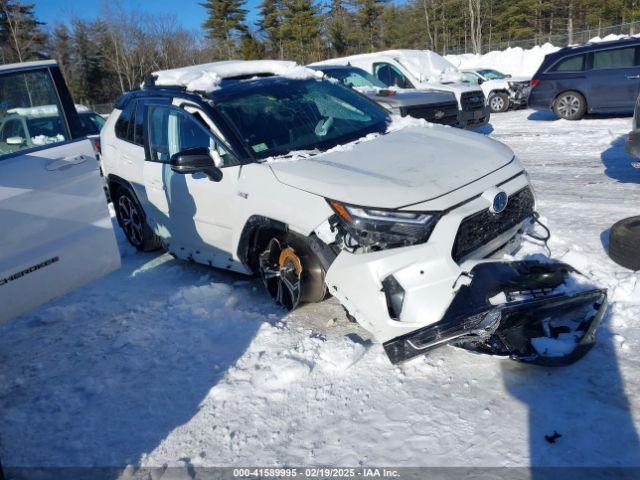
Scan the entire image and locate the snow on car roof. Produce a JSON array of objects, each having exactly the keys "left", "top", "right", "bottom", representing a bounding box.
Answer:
[
  {"left": 150, "top": 60, "right": 322, "bottom": 92},
  {"left": 75, "top": 104, "right": 92, "bottom": 113},
  {"left": 313, "top": 50, "right": 463, "bottom": 83},
  {"left": 6, "top": 104, "right": 60, "bottom": 118}
]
